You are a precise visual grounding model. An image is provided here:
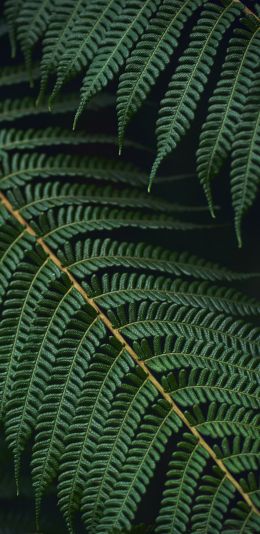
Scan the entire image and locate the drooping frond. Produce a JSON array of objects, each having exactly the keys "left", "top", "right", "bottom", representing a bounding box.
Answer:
[
  {"left": 4, "top": 0, "right": 22, "bottom": 56},
  {"left": 16, "top": 0, "right": 53, "bottom": 74},
  {"left": 49, "top": 0, "right": 125, "bottom": 105},
  {"left": 230, "top": 71, "right": 260, "bottom": 246},
  {"left": 73, "top": 0, "right": 162, "bottom": 129},
  {"left": 117, "top": 0, "right": 203, "bottom": 152},
  {"left": 37, "top": 0, "right": 90, "bottom": 101},
  {"left": 149, "top": 0, "right": 243, "bottom": 189},
  {"left": 4, "top": 0, "right": 260, "bottom": 234},
  {"left": 0, "top": 67, "right": 260, "bottom": 533},
  {"left": 197, "top": 16, "right": 260, "bottom": 214}
]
